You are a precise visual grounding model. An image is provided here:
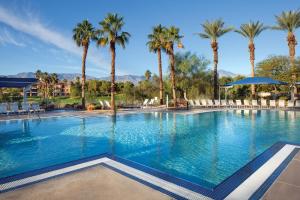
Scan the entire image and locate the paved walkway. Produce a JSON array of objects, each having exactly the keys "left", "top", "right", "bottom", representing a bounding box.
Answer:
[
  {"left": 0, "top": 165, "right": 173, "bottom": 200},
  {"left": 263, "top": 151, "right": 300, "bottom": 200}
]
